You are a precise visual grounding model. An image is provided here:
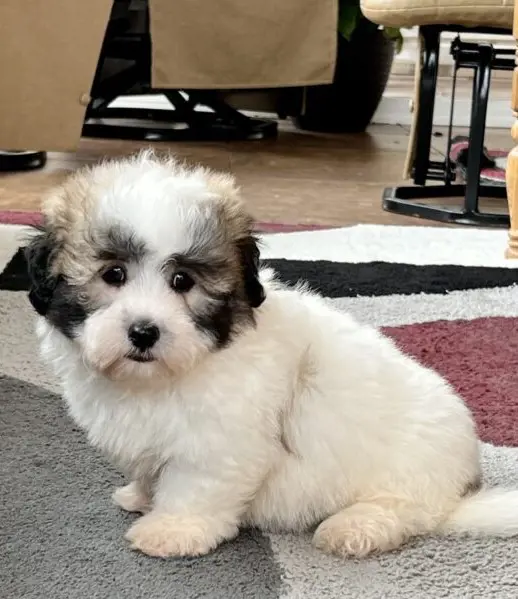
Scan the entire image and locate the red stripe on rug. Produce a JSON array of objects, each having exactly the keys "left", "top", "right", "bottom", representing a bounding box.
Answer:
[
  {"left": 383, "top": 317, "right": 518, "bottom": 447},
  {"left": 0, "top": 210, "right": 332, "bottom": 233},
  {"left": 0, "top": 210, "right": 43, "bottom": 227}
]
